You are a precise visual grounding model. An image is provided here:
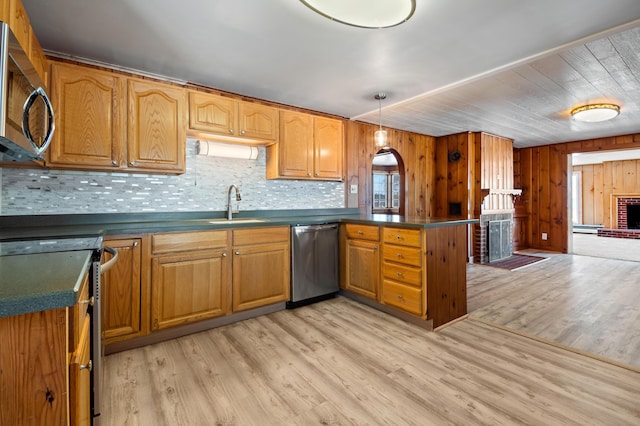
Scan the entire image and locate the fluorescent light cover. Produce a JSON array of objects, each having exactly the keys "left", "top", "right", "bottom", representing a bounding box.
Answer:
[
  {"left": 197, "top": 141, "right": 259, "bottom": 160},
  {"left": 301, "top": 0, "right": 415, "bottom": 28},
  {"left": 571, "top": 103, "right": 620, "bottom": 122}
]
